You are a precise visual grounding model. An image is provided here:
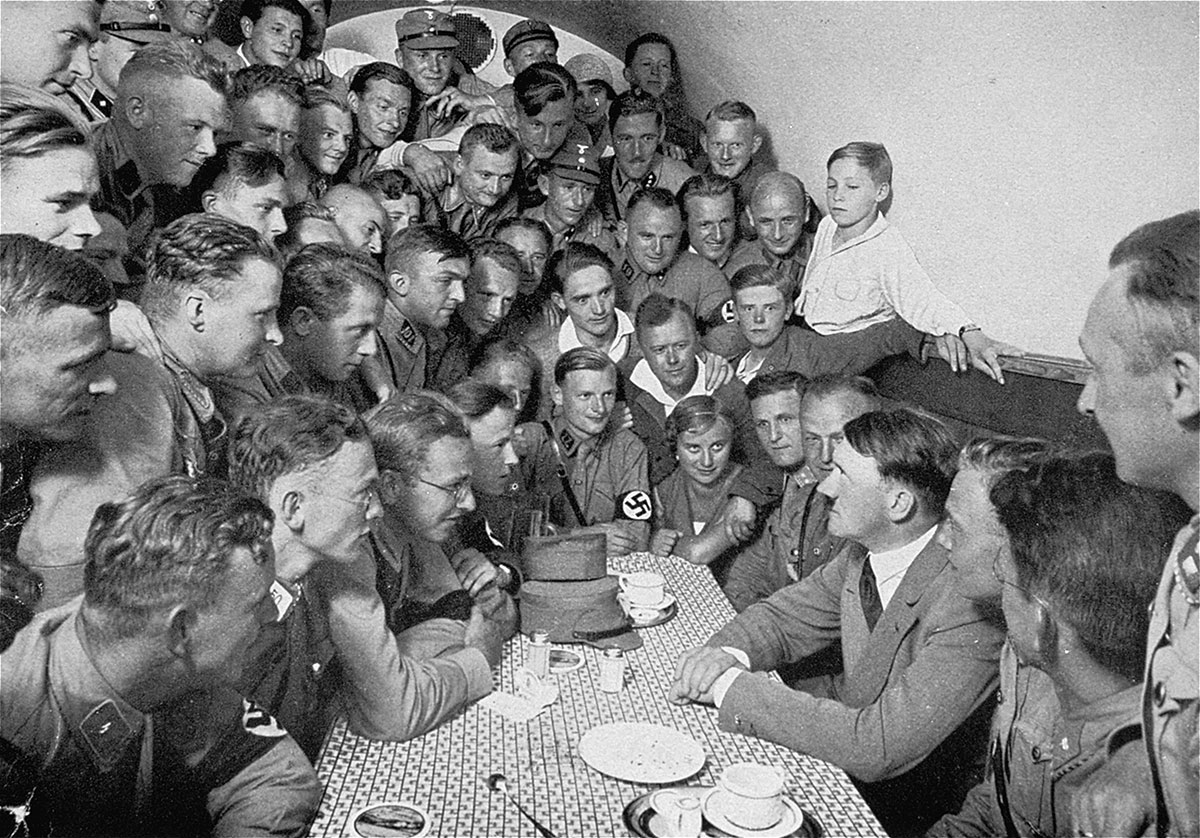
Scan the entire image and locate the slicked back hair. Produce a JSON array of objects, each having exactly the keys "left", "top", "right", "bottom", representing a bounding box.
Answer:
[
  {"left": 349, "top": 61, "right": 413, "bottom": 96},
  {"left": 554, "top": 345, "right": 615, "bottom": 386},
  {"left": 843, "top": 408, "right": 959, "bottom": 515},
  {"left": 446, "top": 379, "right": 515, "bottom": 421},
  {"left": 959, "top": 436, "right": 1053, "bottom": 489},
  {"left": 746, "top": 370, "right": 804, "bottom": 405},
  {"left": 801, "top": 374, "right": 880, "bottom": 410},
  {"left": 83, "top": 475, "right": 273, "bottom": 640},
  {"left": 494, "top": 216, "right": 551, "bottom": 251},
  {"left": 468, "top": 336, "right": 539, "bottom": 384},
  {"left": 666, "top": 394, "right": 734, "bottom": 449},
  {"left": 992, "top": 452, "right": 1192, "bottom": 680},
  {"left": 0, "top": 83, "right": 90, "bottom": 173},
  {"left": 365, "top": 391, "right": 469, "bottom": 484},
  {"left": 1108, "top": 209, "right": 1200, "bottom": 372},
  {"left": 385, "top": 223, "right": 470, "bottom": 278},
  {"left": 228, "top": 394, "right": 367, "bottom": 500},
  {"left": 280, "top": 242, "right": 384, "bottom": 324},
  {"left": 514, "top": 62, "right": 577, "bottom": 118},
  {"left": 623, "top": 32, "right": 677, "bottom": 71},
  {"left": 230, "top": 64, "right": 306, "bottom": 107},
  {"left": 0, "top": 234, "right": 115, "bottom": 321},
  {"left": 189, "top": 141, "right": 285, "bottom": 208},
  {"left": 117, "top": 39, "right": 228, "bottom": 100},
  {"left": 678, "top": 172, "right": 736, "bottom": 222},
  {"left": 545, "top": 240, "right": 612, "bottom": 297},
  {"left": 827, "top": 141, "right": 893, "bottom": 187},
  {"left": 459, "top": 123, "right": 519, "bottom": 159},
  {"left": 140, "top": 213, "right": 278, "bottom": 324},
  {"left": 362, "top": 169, "right": 418, "bottom": 202},
  {"left": 608, "top": 87, "right": 663, "bottom": 133}
]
